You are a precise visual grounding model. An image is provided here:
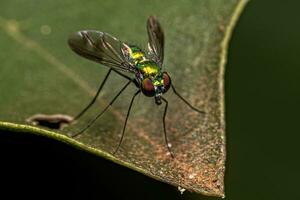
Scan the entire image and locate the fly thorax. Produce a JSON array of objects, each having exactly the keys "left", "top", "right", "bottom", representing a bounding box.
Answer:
[
  {"left": 122, "top": 44, "right": 146, "bottom": 64},
  {"left": 137, "top": 60, "right": 160, "bottom": 78}
]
